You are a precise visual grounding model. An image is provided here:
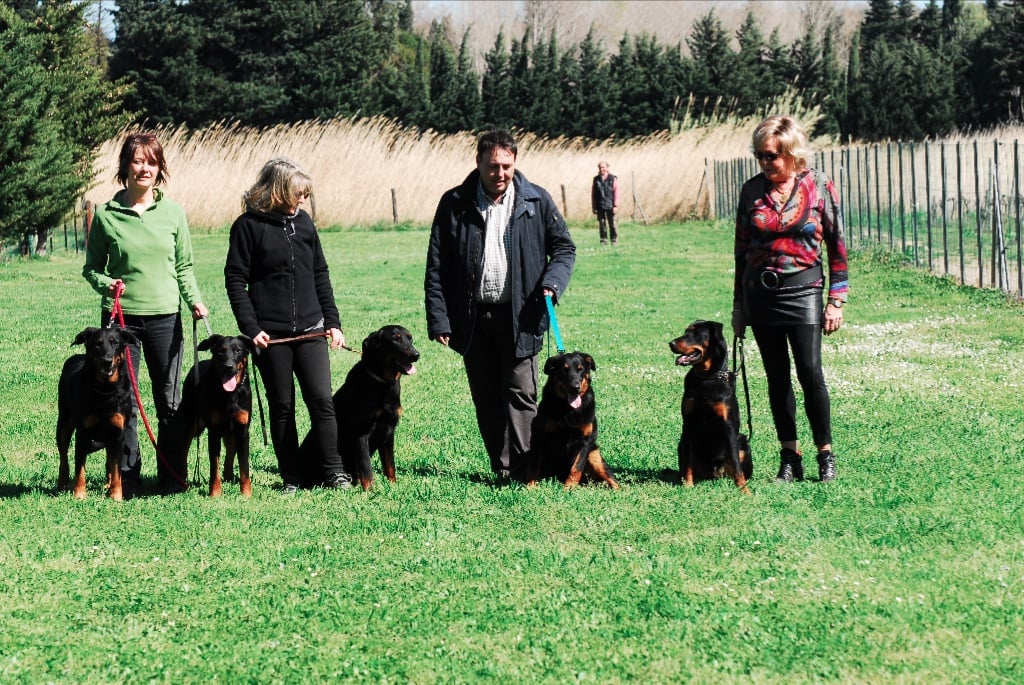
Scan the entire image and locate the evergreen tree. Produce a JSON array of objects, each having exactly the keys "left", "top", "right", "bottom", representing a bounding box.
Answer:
[
  {"left": 453, "top": 29, "right": 483, "bottom": 132},
  {"left": 818, "top": 20, "right": 845, "bottom": 137},
  {"left": 976, "top": 0, "right": 1024, "bottom": 126},
  {"left": 732, "top": 12, "right": 776, "bottom": 117},
  {"left": 685, "top": 11, "right": 736, "bottom": 121},
  {"left": 507, "top": 29, "right": 532, "bottom": 131},
  {"left": 427, "top": 18, "right": 460, "bottom": 133},
  {"left": 0, "top": 1, "right": 130, "bottom": 251},
  {"left": 555, "top": 41, "right": 584, "bottom": 138},
  {"left": 111, "top": 0, "right": 402, "bottom": 127},
  {"left": 575, "top": 27, "right": 614, "bottom": 139},
  {"left": 528, "top": 30, "right": 561, "bottom": 135},
  {"left": 481, "top": 29, "right": 512, "bottom": 128}
]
